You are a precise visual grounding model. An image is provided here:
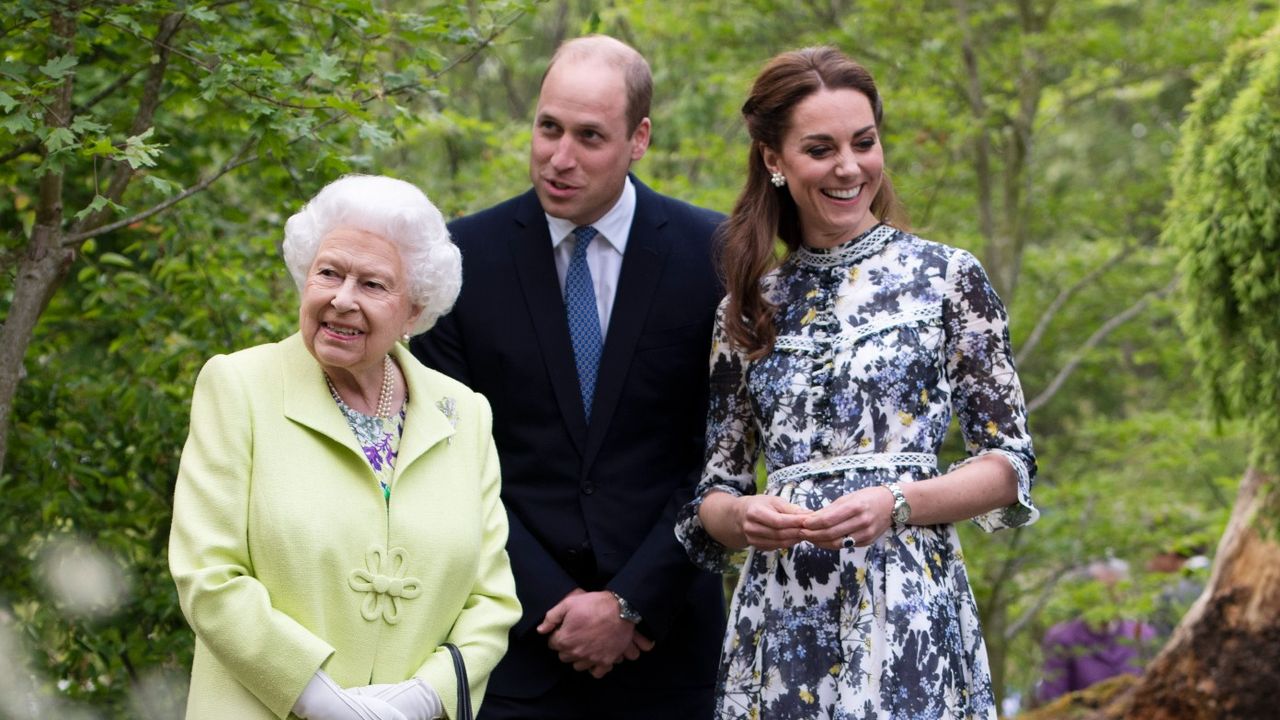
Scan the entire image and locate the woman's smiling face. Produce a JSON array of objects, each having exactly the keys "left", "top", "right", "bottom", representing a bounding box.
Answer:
[
  {"left": 299, "top": 228, "right": 421, "bottom": 379},
  {"left": 763, "top": 88, "right": 884, "bottom": 249}
]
